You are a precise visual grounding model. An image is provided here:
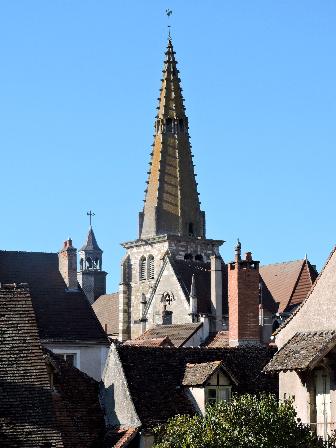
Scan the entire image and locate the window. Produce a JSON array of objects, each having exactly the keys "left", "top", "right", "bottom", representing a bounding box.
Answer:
[
  {"left": 140, "top": 256, "right": 147, "bottom": 280},
  {"left": 55, "top": 353, "right": 77, "bottom": 367},
  {"left": 195, "top": 254, "right": 204, "bottom": 262},
  {"left": 148, "top": 255, "right": 154, "bottom": 279},
  {"left": 188, "top": 222, "right": 194, "bottom": 236},
  {"left": 52, "top": 349, "right": 80, "bottom": 368},
  {"left": 206, "top": 386, "right": 231, "bottom": 406},
  {"left": 184, "top": 253, "right": 193, "bottom": 260}
]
